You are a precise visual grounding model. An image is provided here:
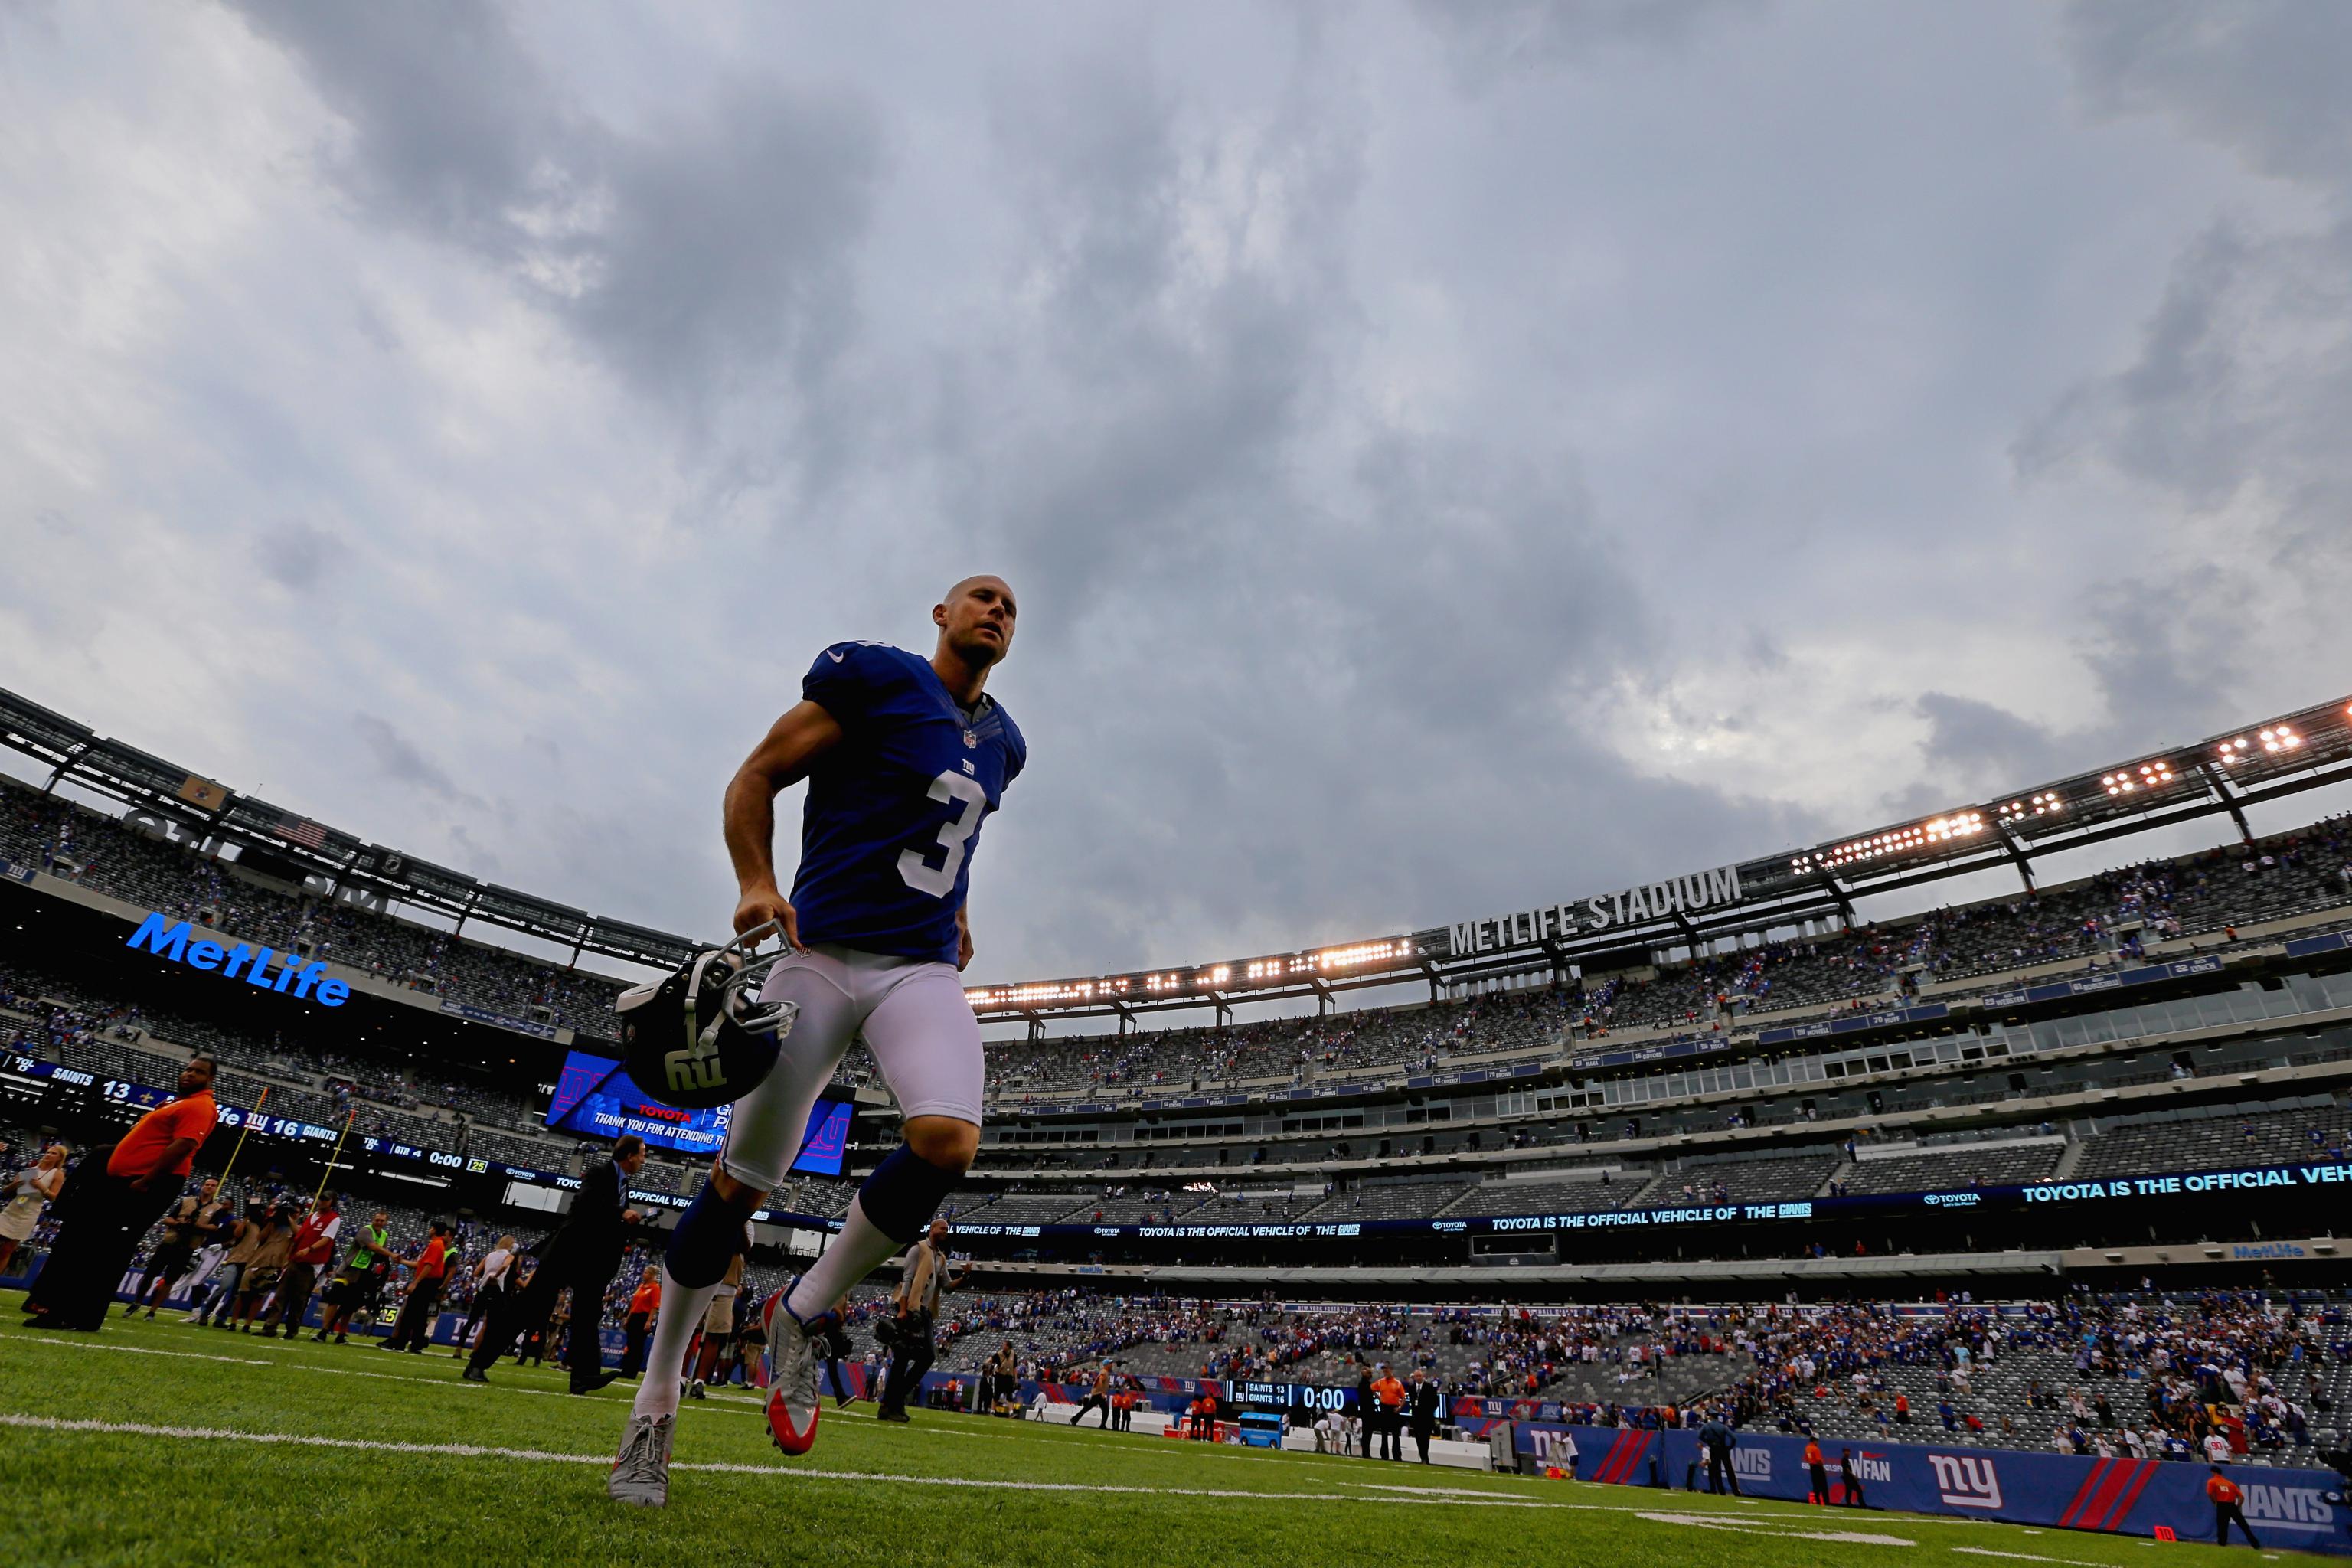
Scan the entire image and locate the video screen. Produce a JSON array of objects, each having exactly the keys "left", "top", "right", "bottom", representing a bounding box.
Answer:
[{"left": 544, "top": 1050, "right": 850, "bottom": 1174}]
